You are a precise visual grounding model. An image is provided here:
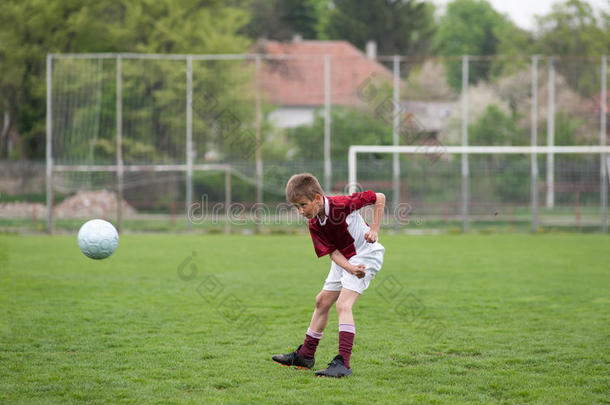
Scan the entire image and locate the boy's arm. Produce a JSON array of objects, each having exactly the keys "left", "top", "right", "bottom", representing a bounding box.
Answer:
[
  {"left": 365, "top": 192, "right": 385, "bottom": 243},
  {"left": 330, "top": 250, "right": 366, "bottom": 279}
]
